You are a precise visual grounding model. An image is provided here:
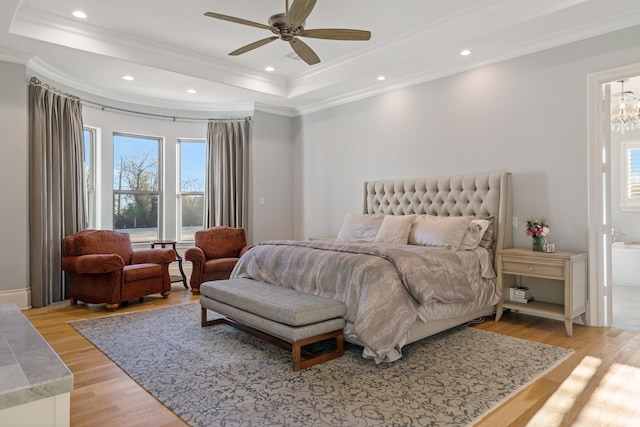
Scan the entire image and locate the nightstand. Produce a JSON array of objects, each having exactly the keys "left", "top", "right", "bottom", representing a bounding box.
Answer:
[{"left": 495, "top": 248, "right": 587, "bottom": 336}]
